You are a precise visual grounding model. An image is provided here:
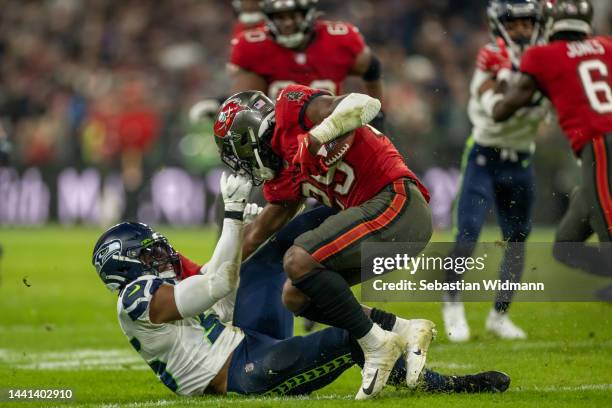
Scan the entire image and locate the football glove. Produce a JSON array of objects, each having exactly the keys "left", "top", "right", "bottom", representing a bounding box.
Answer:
[
  {"left": 292, "top": 133, "right": 329, "bottom": 176},
  {"left": 243, "top": 203, "right": 263, "bottom": 225},
  {"left": 221, "top": 172, "right": 252, "bottom": 212}
]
